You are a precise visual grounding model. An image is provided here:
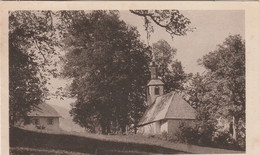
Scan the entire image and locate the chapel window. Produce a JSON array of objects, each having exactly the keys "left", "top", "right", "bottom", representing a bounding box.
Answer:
[{"left": 155, "top": 87, "right": 160, "bottom": 95}]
